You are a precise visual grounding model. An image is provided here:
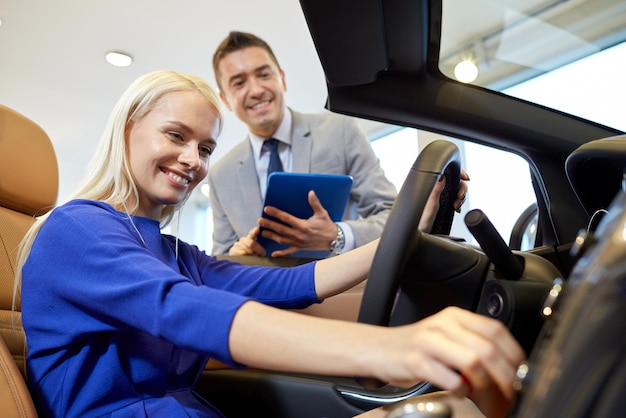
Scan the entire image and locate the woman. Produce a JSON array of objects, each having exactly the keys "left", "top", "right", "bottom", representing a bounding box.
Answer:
[{"left": 17, "top": 70, "right": 523, "bottom": 417}]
